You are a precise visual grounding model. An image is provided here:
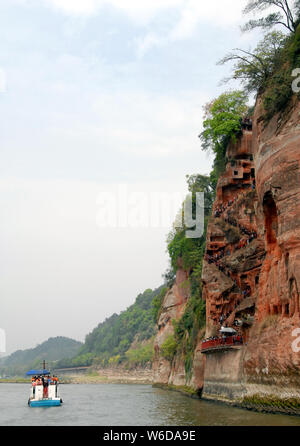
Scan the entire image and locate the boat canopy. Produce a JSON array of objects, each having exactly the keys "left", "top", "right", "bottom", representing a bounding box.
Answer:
[
  {"left": 26, "top": 369, "right": 50, "bottom": 376},
  {"left": 220, "top": 327, "right": 237, "bottom": 335}
]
